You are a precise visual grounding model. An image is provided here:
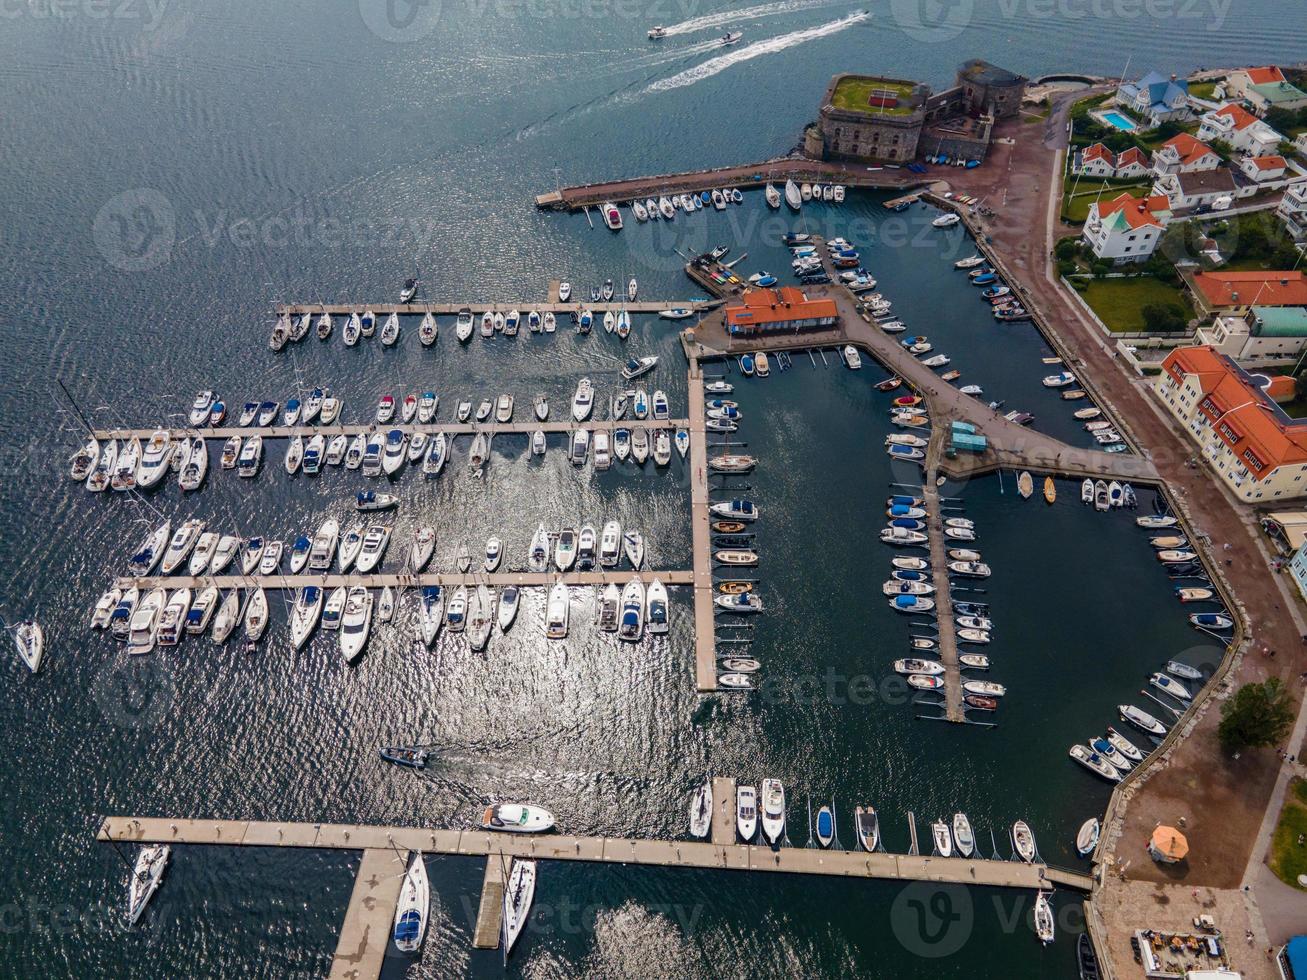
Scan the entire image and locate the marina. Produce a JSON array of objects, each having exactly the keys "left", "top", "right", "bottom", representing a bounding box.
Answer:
[{"left": 88, "top": 417, "right": 691, "bottom": 443}]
